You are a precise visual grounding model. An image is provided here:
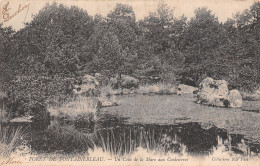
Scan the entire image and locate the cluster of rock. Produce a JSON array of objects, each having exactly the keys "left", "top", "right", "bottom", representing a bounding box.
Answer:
[
  {"left": 73, "top": 75, "right": 100, "bottom": 97},
  {"left": 72, "top": 74, "right": 118, "bottom": 107},
  {"left": 196, "top": 77, "right": 242, "bottom": 108},
  {"left": 73, "top": 74, "right": 139, "bottom": 96},
  {"left": 69, "top": 75, "right": 245, "bottom": 109}
]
